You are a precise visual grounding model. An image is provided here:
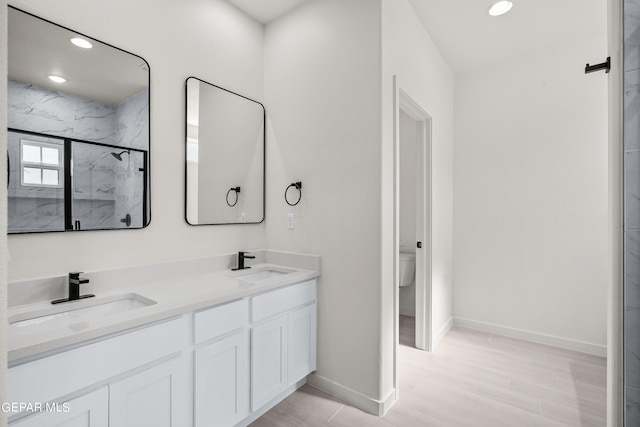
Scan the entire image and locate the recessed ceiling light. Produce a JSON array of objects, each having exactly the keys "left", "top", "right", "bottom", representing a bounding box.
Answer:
[
  {"left": 47, "top": 75, "right": 66, "bottom": 83},
  {"left": 488, "top": 0, "right": 513, "bottom": 17},
  {"left": 70, "top": 37, "right": 92, "bottom": 49}
]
